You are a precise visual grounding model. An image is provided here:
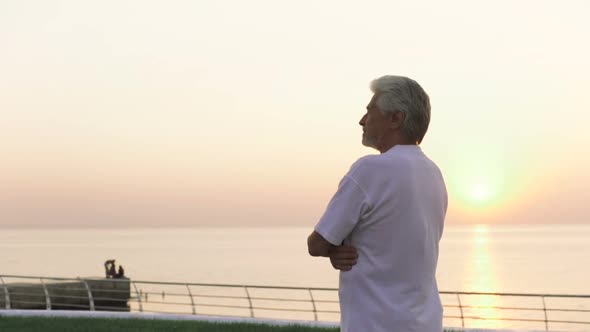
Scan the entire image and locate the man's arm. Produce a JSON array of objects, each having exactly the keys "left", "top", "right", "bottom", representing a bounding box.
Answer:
[
  {"left": 308, "top": 231, "right": 359, "bottom": 271},
  {"left": 307, "top": 231, "right": 336, "bottom": 257}
]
